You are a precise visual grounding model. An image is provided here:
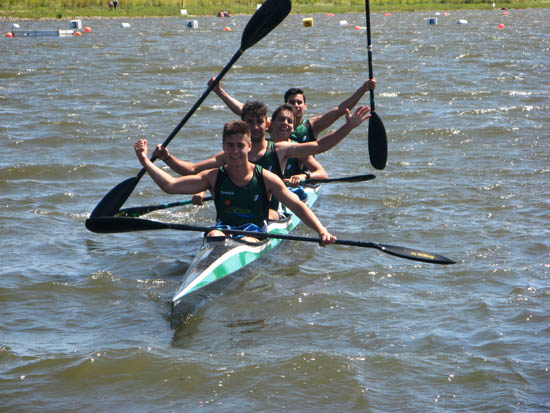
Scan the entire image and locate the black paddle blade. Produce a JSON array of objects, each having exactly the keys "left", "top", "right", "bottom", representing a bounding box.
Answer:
[
  {"left": 88, "top": 177, "right": 139, "bottom": 218},
  {"left": 368, "top": 111, "right": 388, "bottom": 170},
  {"left": 377, "top": 243, "right": 455, "bottom": 265},
  {"left": 241, "top": 0, "right": 291, "bottom": 50}
]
